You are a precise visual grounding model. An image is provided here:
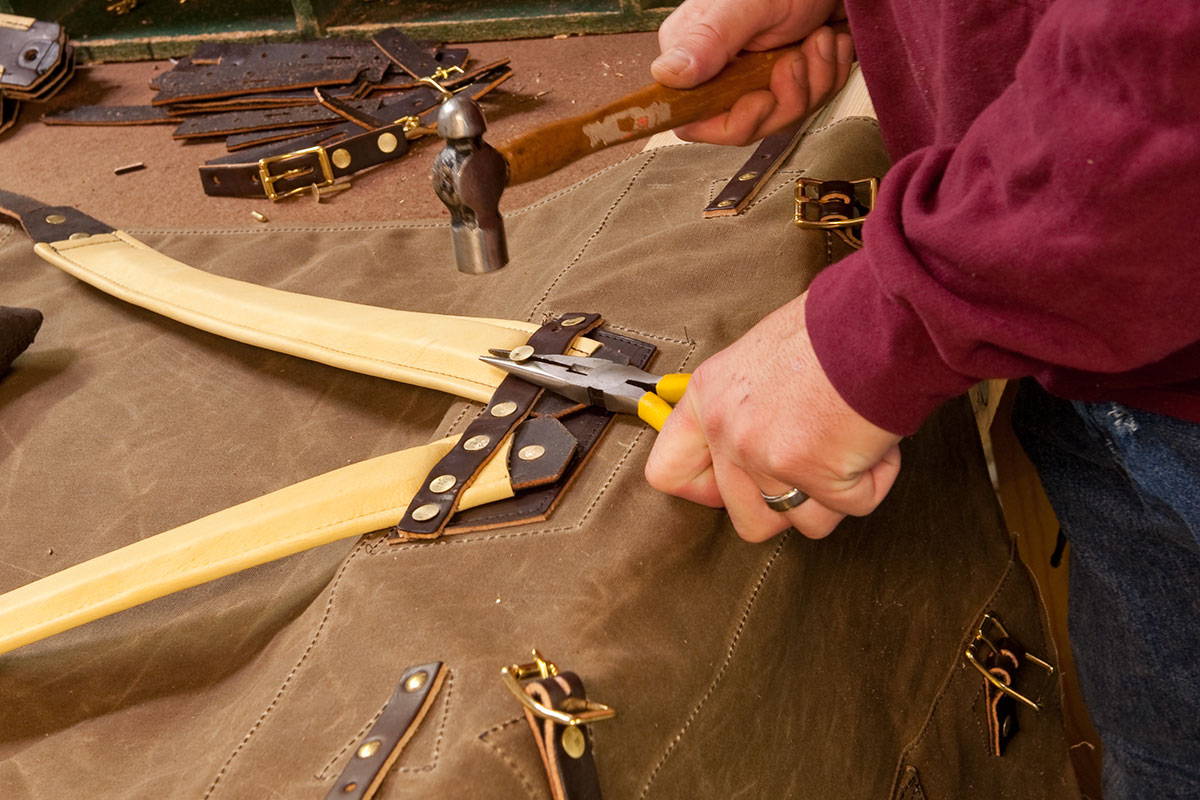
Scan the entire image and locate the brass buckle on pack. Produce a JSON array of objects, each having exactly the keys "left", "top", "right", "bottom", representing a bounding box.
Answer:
[
  {"left": 964, "top": 613, "right": 1055, "bottom": 711},
  {"left": 429, "top": 65, "right": 465, "bottom": 82},
  {"left": 501, "top": 649, "right": 616, "bottom": 727},
  {"left": 257, "top": 146, "right": 334, "bottom": 201},
  {"left": 793, "top": 176, "right": 878, "bottom": 229}
]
